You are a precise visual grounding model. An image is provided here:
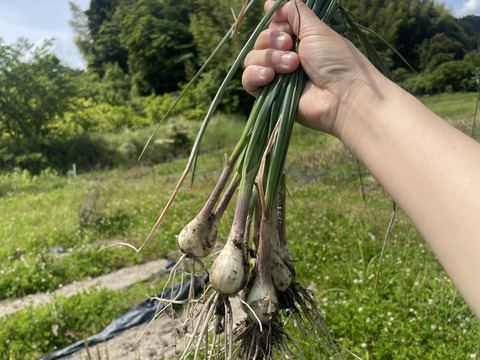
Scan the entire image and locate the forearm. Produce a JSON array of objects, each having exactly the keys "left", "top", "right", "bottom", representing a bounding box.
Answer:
[{"left": 340, "top": 76, "right": 480, "bottom": 318}]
